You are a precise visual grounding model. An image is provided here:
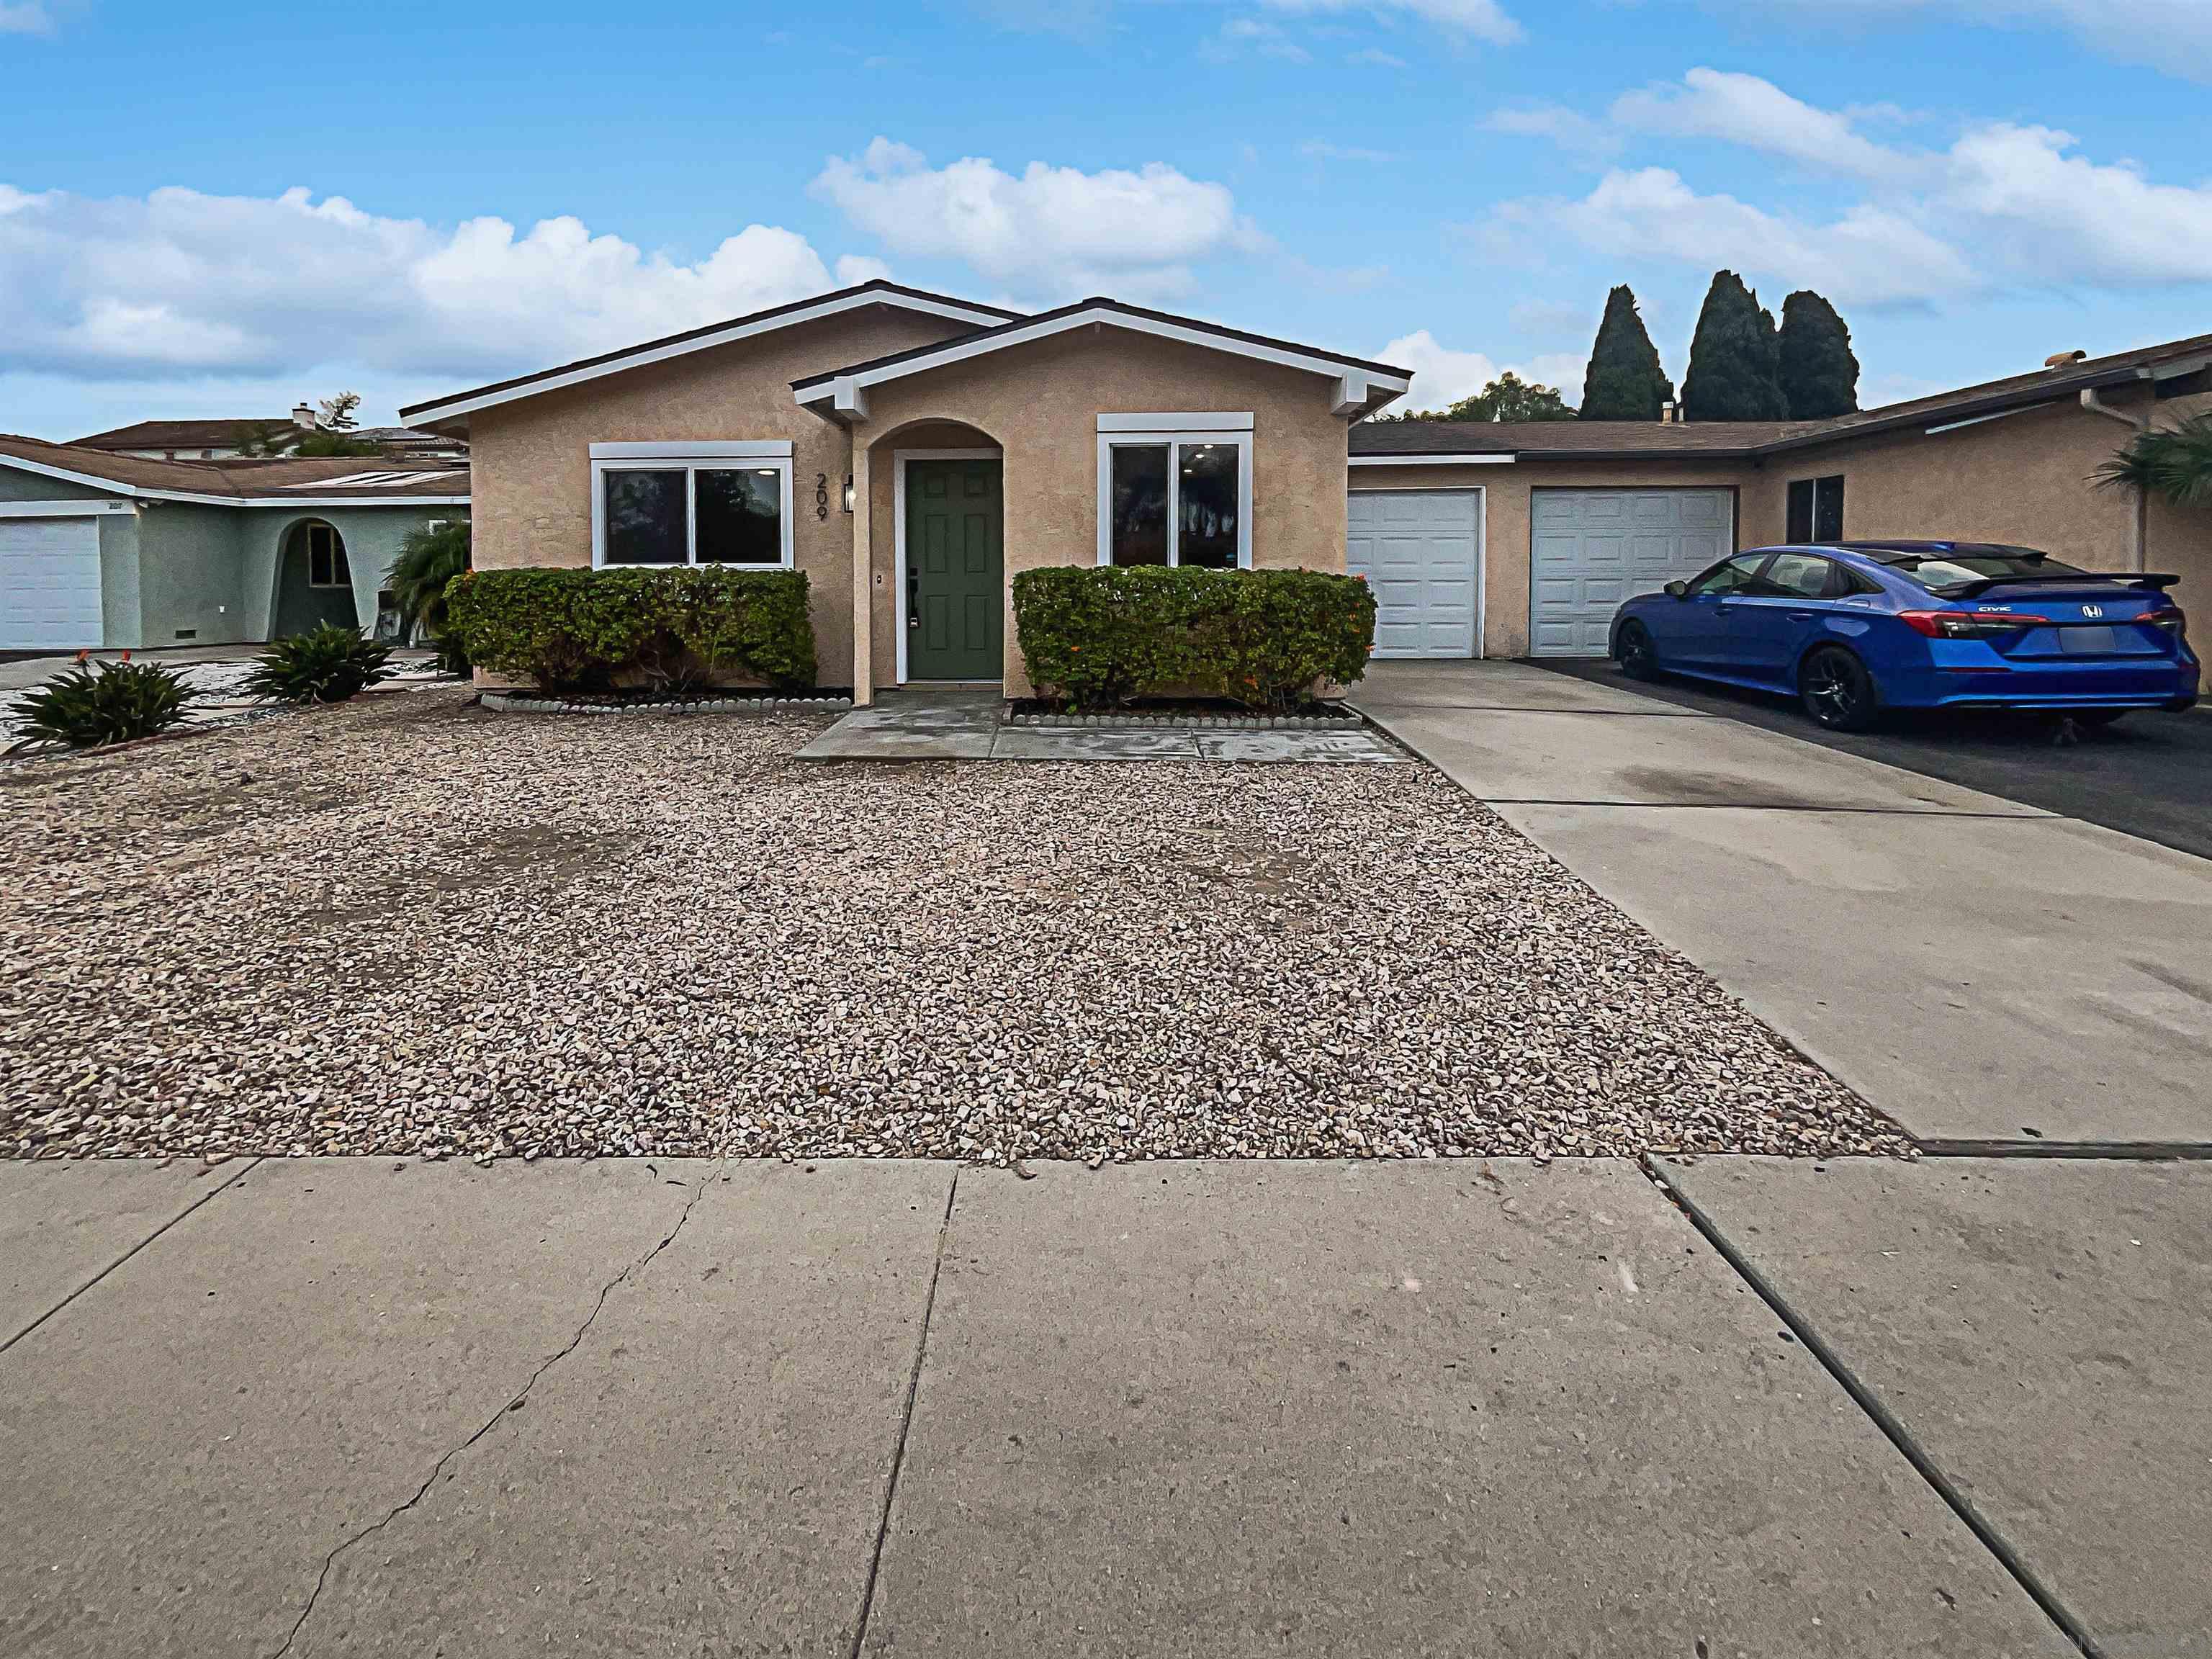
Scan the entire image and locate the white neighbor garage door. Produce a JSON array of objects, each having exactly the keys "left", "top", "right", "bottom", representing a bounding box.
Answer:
[
  {"left": 0, "top": 516, "right": 105, "bottom": 651},
  {"left": 1530, "top": 489, "right": 1732, "bottom": 657},
  {"left": 1346, "top": 490, "right": 1481, "bottom": 658}
]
